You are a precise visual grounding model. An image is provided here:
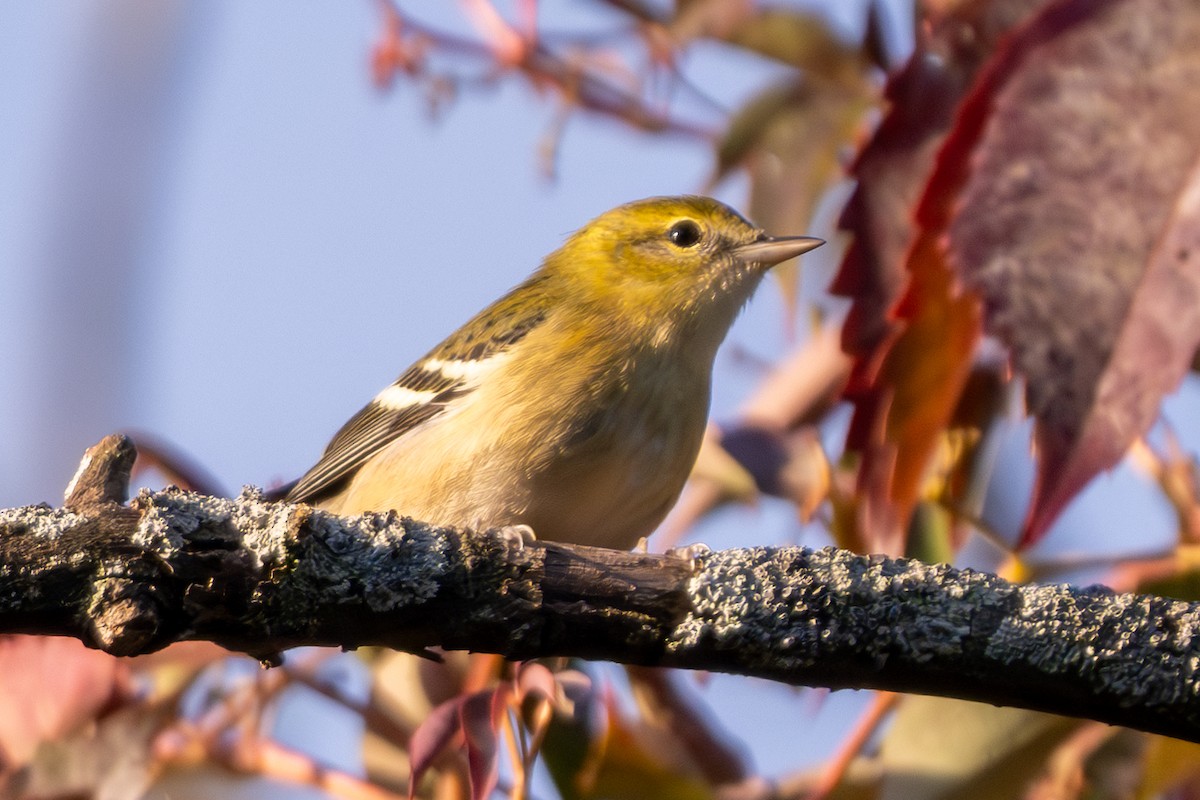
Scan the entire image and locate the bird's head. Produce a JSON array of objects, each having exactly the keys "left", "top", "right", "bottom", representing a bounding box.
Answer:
[{"left": 545, "top": 196, "right": 823, "bottom": 332}]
